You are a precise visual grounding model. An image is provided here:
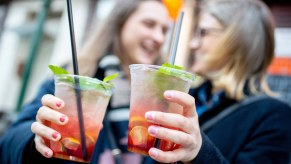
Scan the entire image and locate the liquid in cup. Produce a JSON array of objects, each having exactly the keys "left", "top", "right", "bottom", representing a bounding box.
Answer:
[
  {"left": 49, "top": 74, "right": 113, "bottom": 163},
  {"left": 128, "top": 64, "right": 195, "bottom": 155}
]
